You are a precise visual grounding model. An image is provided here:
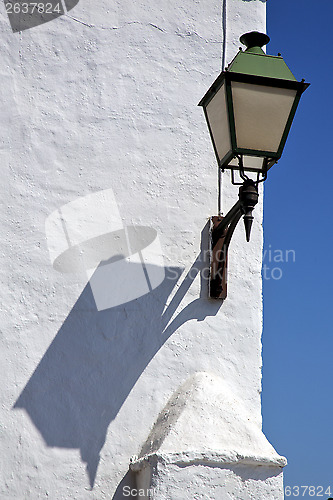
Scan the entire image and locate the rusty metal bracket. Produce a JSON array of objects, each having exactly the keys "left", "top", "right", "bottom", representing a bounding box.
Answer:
[{"left": 209, "top": 180, "right": 259, "bottom": 299}]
